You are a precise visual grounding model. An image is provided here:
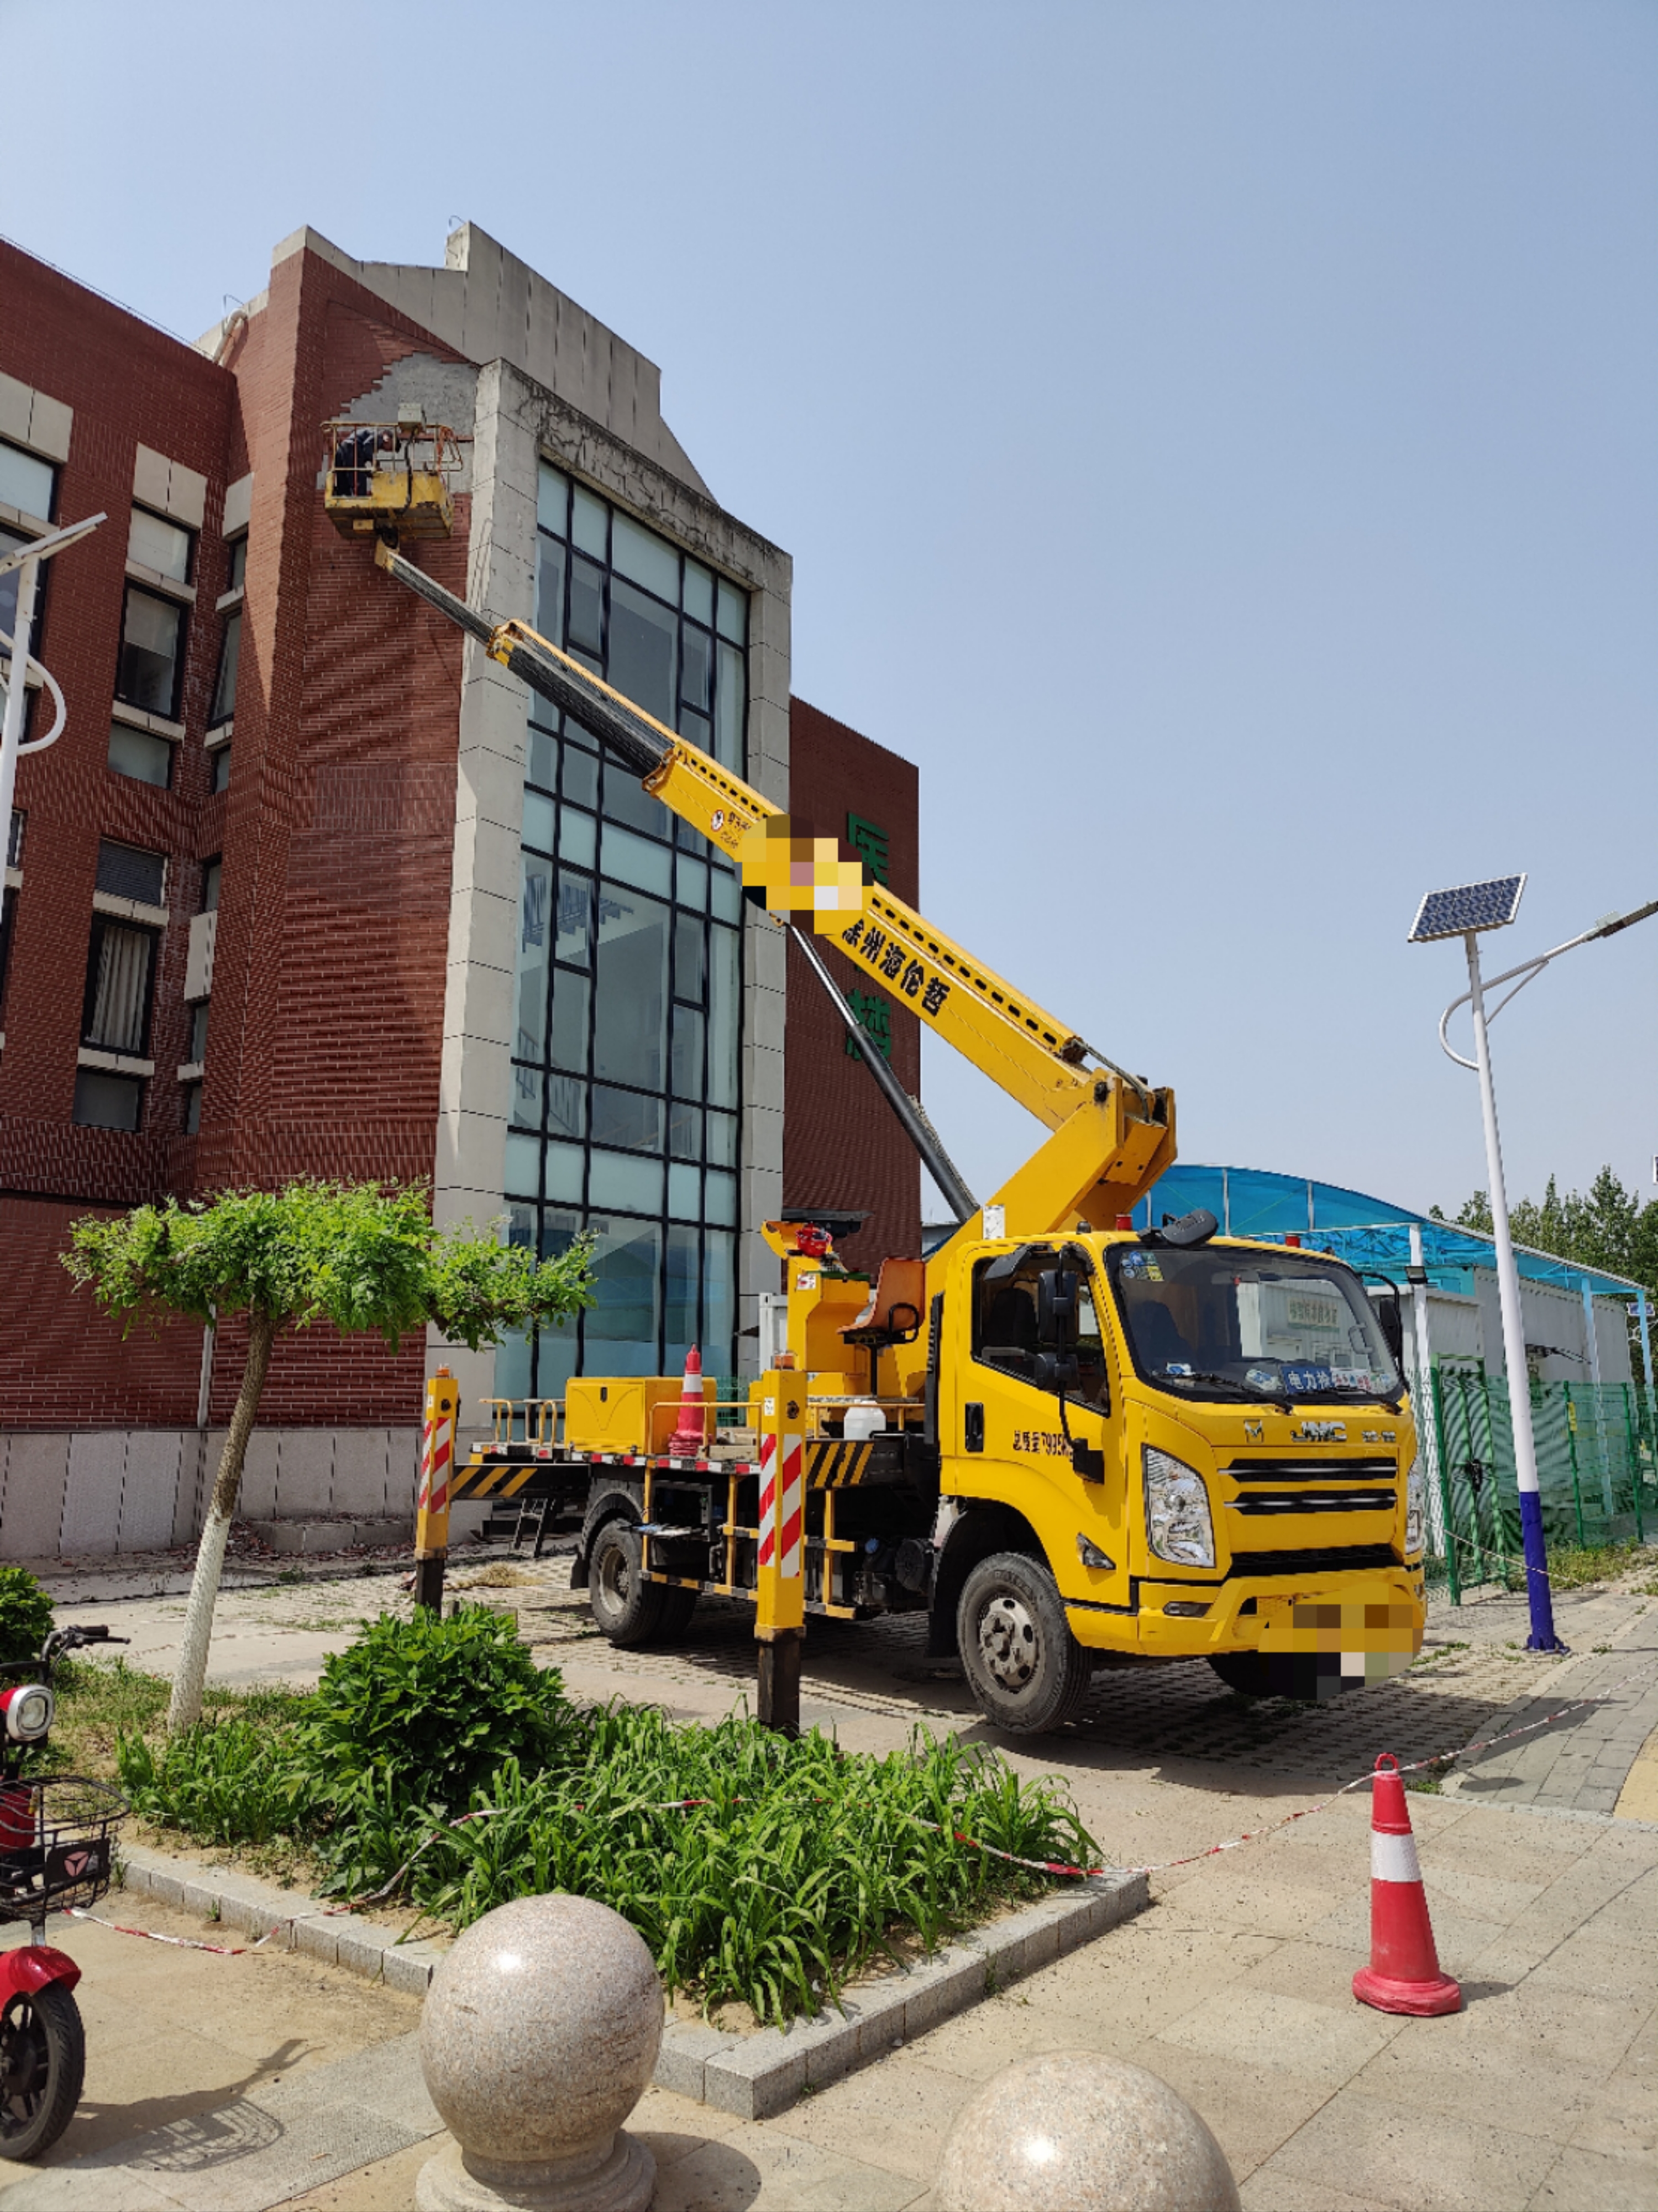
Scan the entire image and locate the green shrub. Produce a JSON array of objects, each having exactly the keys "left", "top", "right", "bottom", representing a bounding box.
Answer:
[
  {"left": 293, "top": 1604, "right": 580, "bottom": 1816},
  {"left": 113, "top": 1609, "right": 1099, "bottom": 2024},
  {"left": 0, "top": 1568, "right": 54, "bottom": 1669}
]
